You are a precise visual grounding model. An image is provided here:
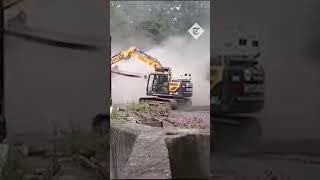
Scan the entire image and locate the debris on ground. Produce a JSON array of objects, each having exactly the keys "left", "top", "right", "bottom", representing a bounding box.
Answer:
[
  {"left": 111, "top": 102, "right": 209, "bottom": 129},
  {"left": 173, "top": 116, "right": 207, "bottom": 129}
]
